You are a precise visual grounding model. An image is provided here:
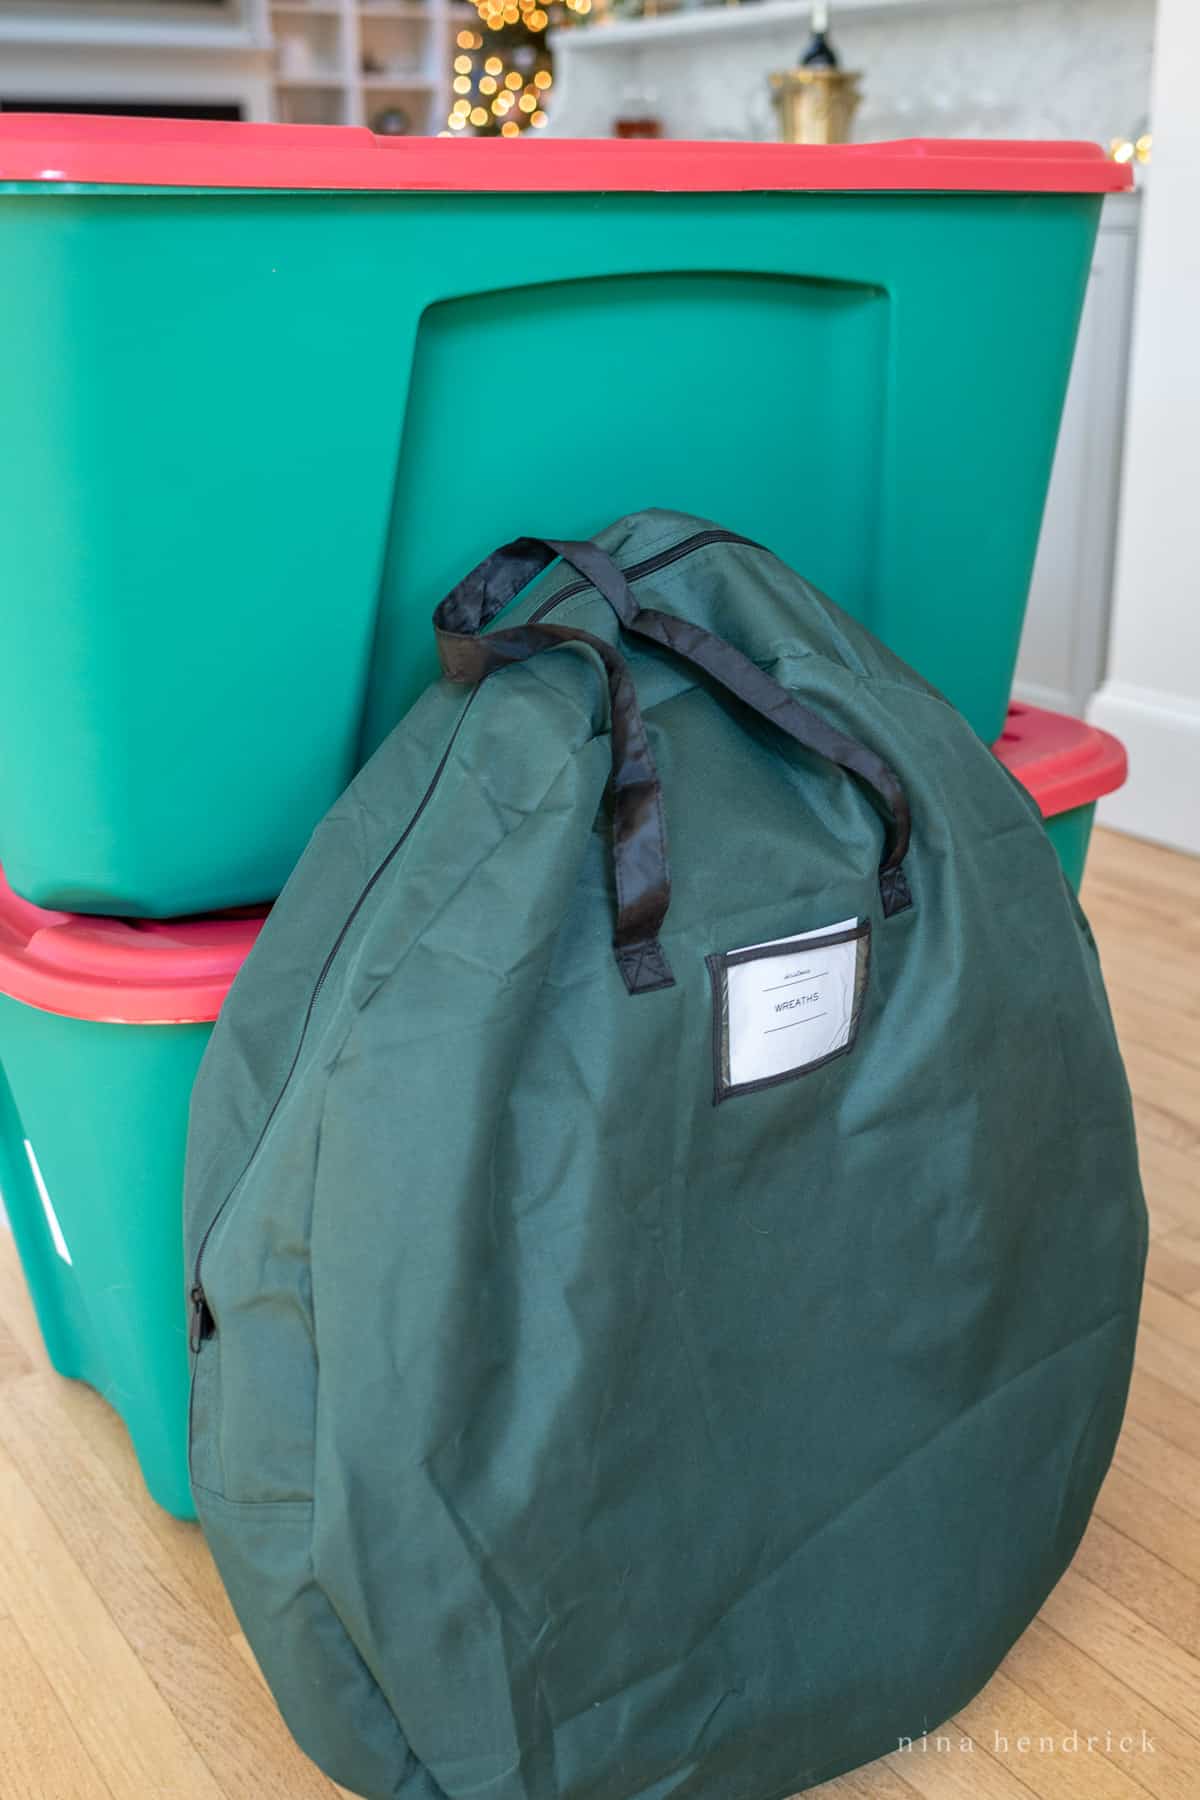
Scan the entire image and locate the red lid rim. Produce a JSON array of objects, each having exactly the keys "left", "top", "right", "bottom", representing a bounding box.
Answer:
[
  {"left": 992, "top": 703, "right": 1127, "bottom": 818},
  {"left": 0, "top": 865, "right": 267, "bottom": 1025},
  {"left": 0, "top": 118, "right": 1134, "bottom": 195}
]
